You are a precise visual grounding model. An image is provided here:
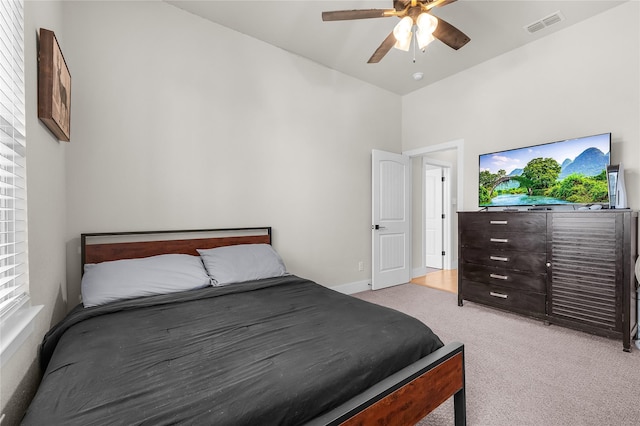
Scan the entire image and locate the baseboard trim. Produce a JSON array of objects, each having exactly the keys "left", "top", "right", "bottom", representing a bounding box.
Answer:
[
  {"left": 412, "top": 266, "right": 459, "bottom": 278},
  {"left": 329, "top": 269, "right": 460, "bottom": 295},
  {"left": 330, "top": 280, "right": 371, "bottom": 295},
  {"left": 412, "top": 267, "right": 427, "bottom": 278}
]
